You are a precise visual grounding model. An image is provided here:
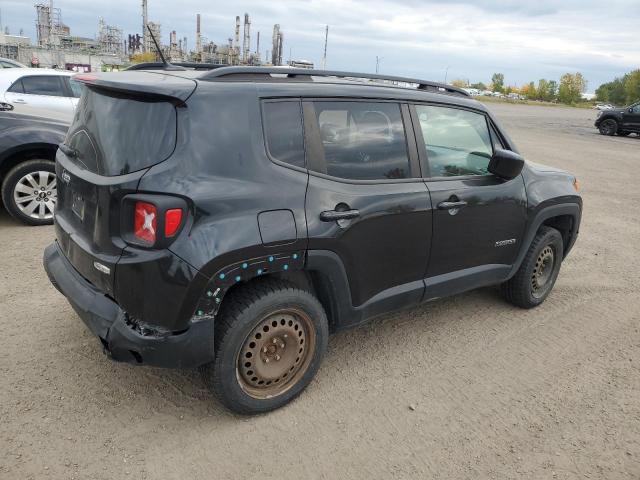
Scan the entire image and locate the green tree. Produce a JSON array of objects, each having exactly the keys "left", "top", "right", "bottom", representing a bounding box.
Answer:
[
  {"left": 596, "top": 77, "right": 627, "bottom": 105},
  {"left": 548, "top": 80, "right": 558, "bottom": 100},
  {"left": 624, "top": 70, "right": 640, "bottom": 104},
  {"left": 558, "top": 72, "right": 587, "bottom": 104},
  {"left": 470, "top": 82, "right": 487, "bottom": 91},
  {"left": 491, "top": 73, "right": 505, "bottom": 93}
]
